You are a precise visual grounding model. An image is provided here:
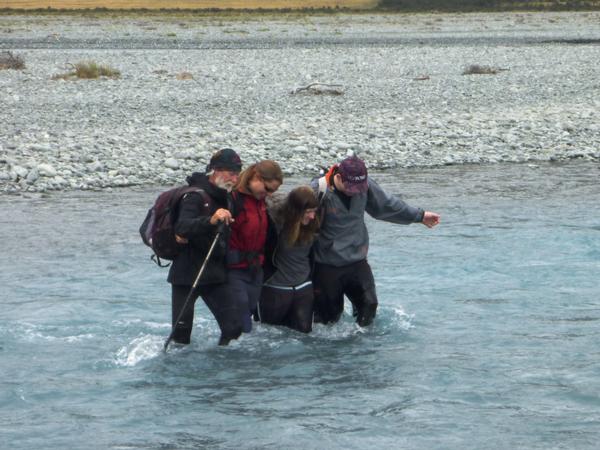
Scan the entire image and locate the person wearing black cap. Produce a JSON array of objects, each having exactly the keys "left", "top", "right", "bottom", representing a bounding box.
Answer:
[
  {"left": 167, "top": 148, "right": 244, "bottom": 345},
  {"left": 311, "top": 155, "right": 440, "bottom": 327}
]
